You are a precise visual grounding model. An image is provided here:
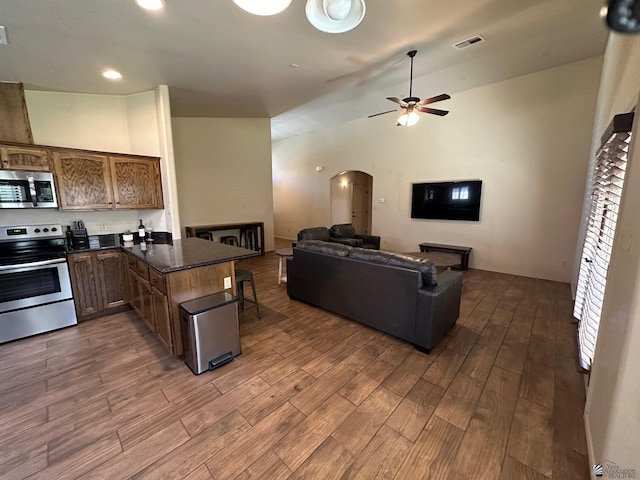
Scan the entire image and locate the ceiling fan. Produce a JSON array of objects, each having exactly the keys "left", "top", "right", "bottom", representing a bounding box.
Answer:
[{"left": 368, "top": 50, "right": 450, "bottom": 126}]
